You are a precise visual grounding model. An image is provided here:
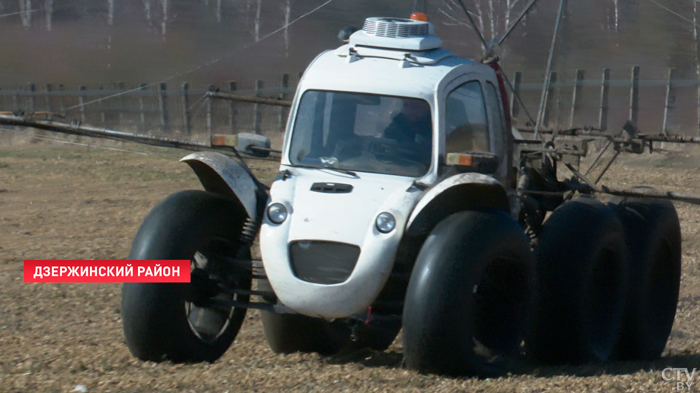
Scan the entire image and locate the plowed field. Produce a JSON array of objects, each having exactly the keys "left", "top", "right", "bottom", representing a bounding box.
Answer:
[{"left": 2, "top": 135, "right": 700, "bottom": 392}]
